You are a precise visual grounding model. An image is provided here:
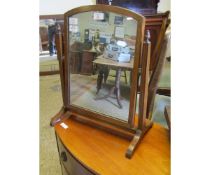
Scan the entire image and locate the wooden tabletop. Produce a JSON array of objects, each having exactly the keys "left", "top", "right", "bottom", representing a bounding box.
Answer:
[
  {"left": 55, "top": 116, "right": 170, "bottom": 175},
  {"left": 83, "top": 49, "right": 97, "bottom": 53},
  {"left": 93, "top": 55, "right": 134, "bottom": 70}
]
